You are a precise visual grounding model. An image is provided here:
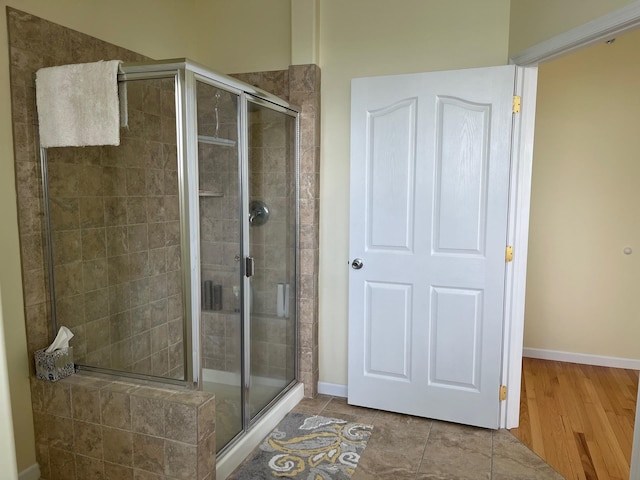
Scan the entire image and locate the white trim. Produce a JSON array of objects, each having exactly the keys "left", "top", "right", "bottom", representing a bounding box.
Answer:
[
  {"left": 18, "top": 464, "right": 40, "bottom": 480},
  {"left": 317, "top": 382, "right": 347, "bottom": 398},
  {"left": 523, "top": 348, "right": 640, "bottom": 371},
  {"left": 510, "top": 1, "right": 640, "bottom": 66},
  {"left": 500, "top": 66, "right": 538, "bottom": 430},
  {"left": 505, "top": 1, "right": 640, "bottom": 435},
  {"left": 216, "top": 382, "right": 304, "bottom": 480}
]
